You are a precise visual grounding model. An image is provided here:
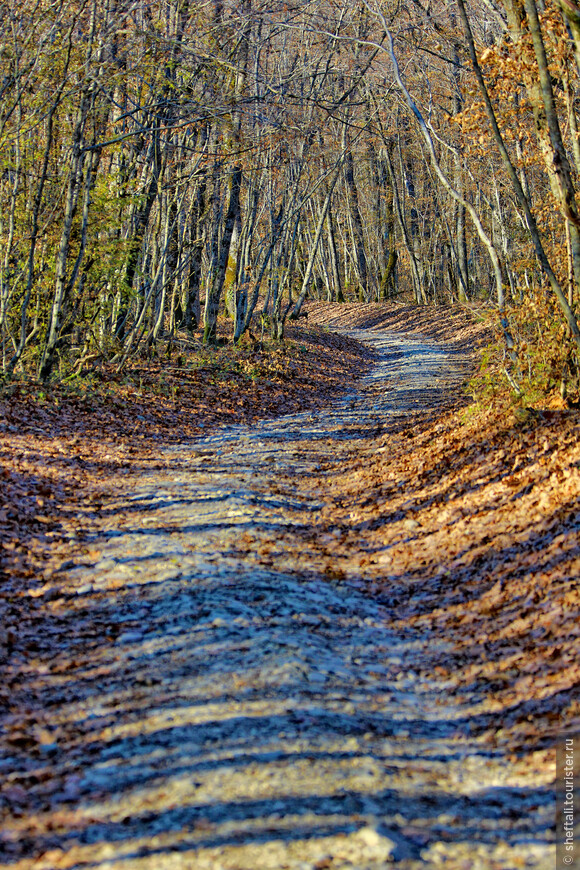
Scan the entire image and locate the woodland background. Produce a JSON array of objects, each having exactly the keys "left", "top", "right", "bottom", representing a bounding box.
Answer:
[{"left": 2, "top": 0, "right": 580, "bottom": 404}]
